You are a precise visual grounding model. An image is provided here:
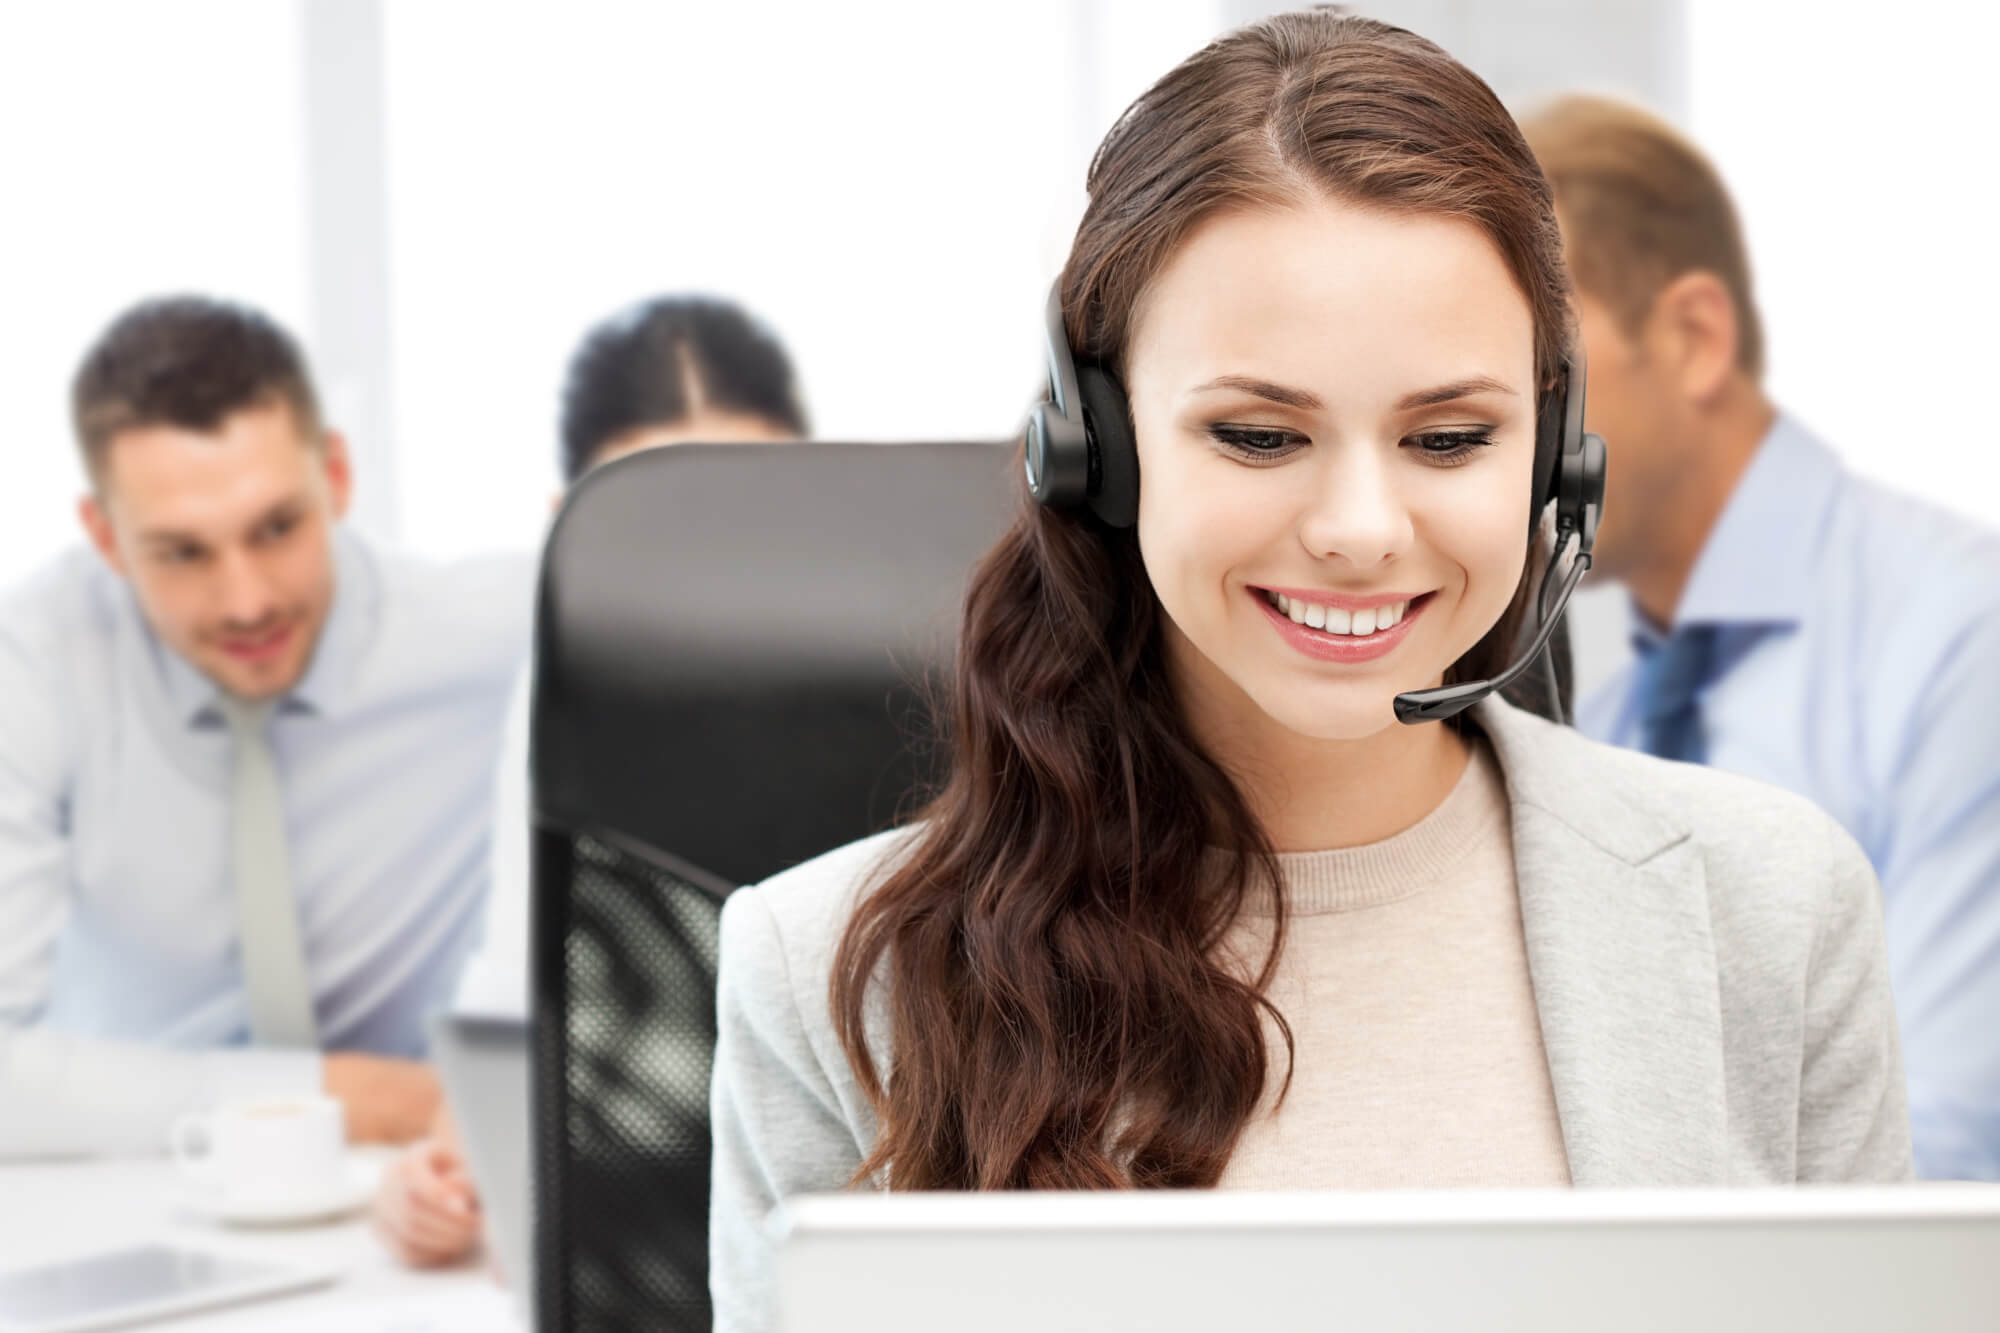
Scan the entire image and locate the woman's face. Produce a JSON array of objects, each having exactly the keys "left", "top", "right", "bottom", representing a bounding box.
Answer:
[{"left": 1125, "top": 194, "right": 1538, "bottom": 745}]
